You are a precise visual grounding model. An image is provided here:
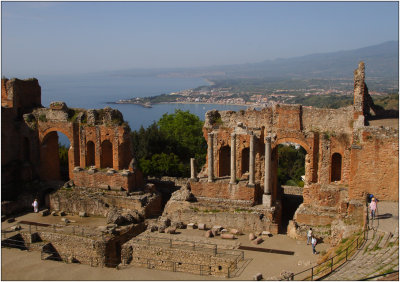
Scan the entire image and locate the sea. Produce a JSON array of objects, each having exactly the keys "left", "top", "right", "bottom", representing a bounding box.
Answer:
[{"left": 37, "top": 73, "right": 248, "bottom": 145}]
